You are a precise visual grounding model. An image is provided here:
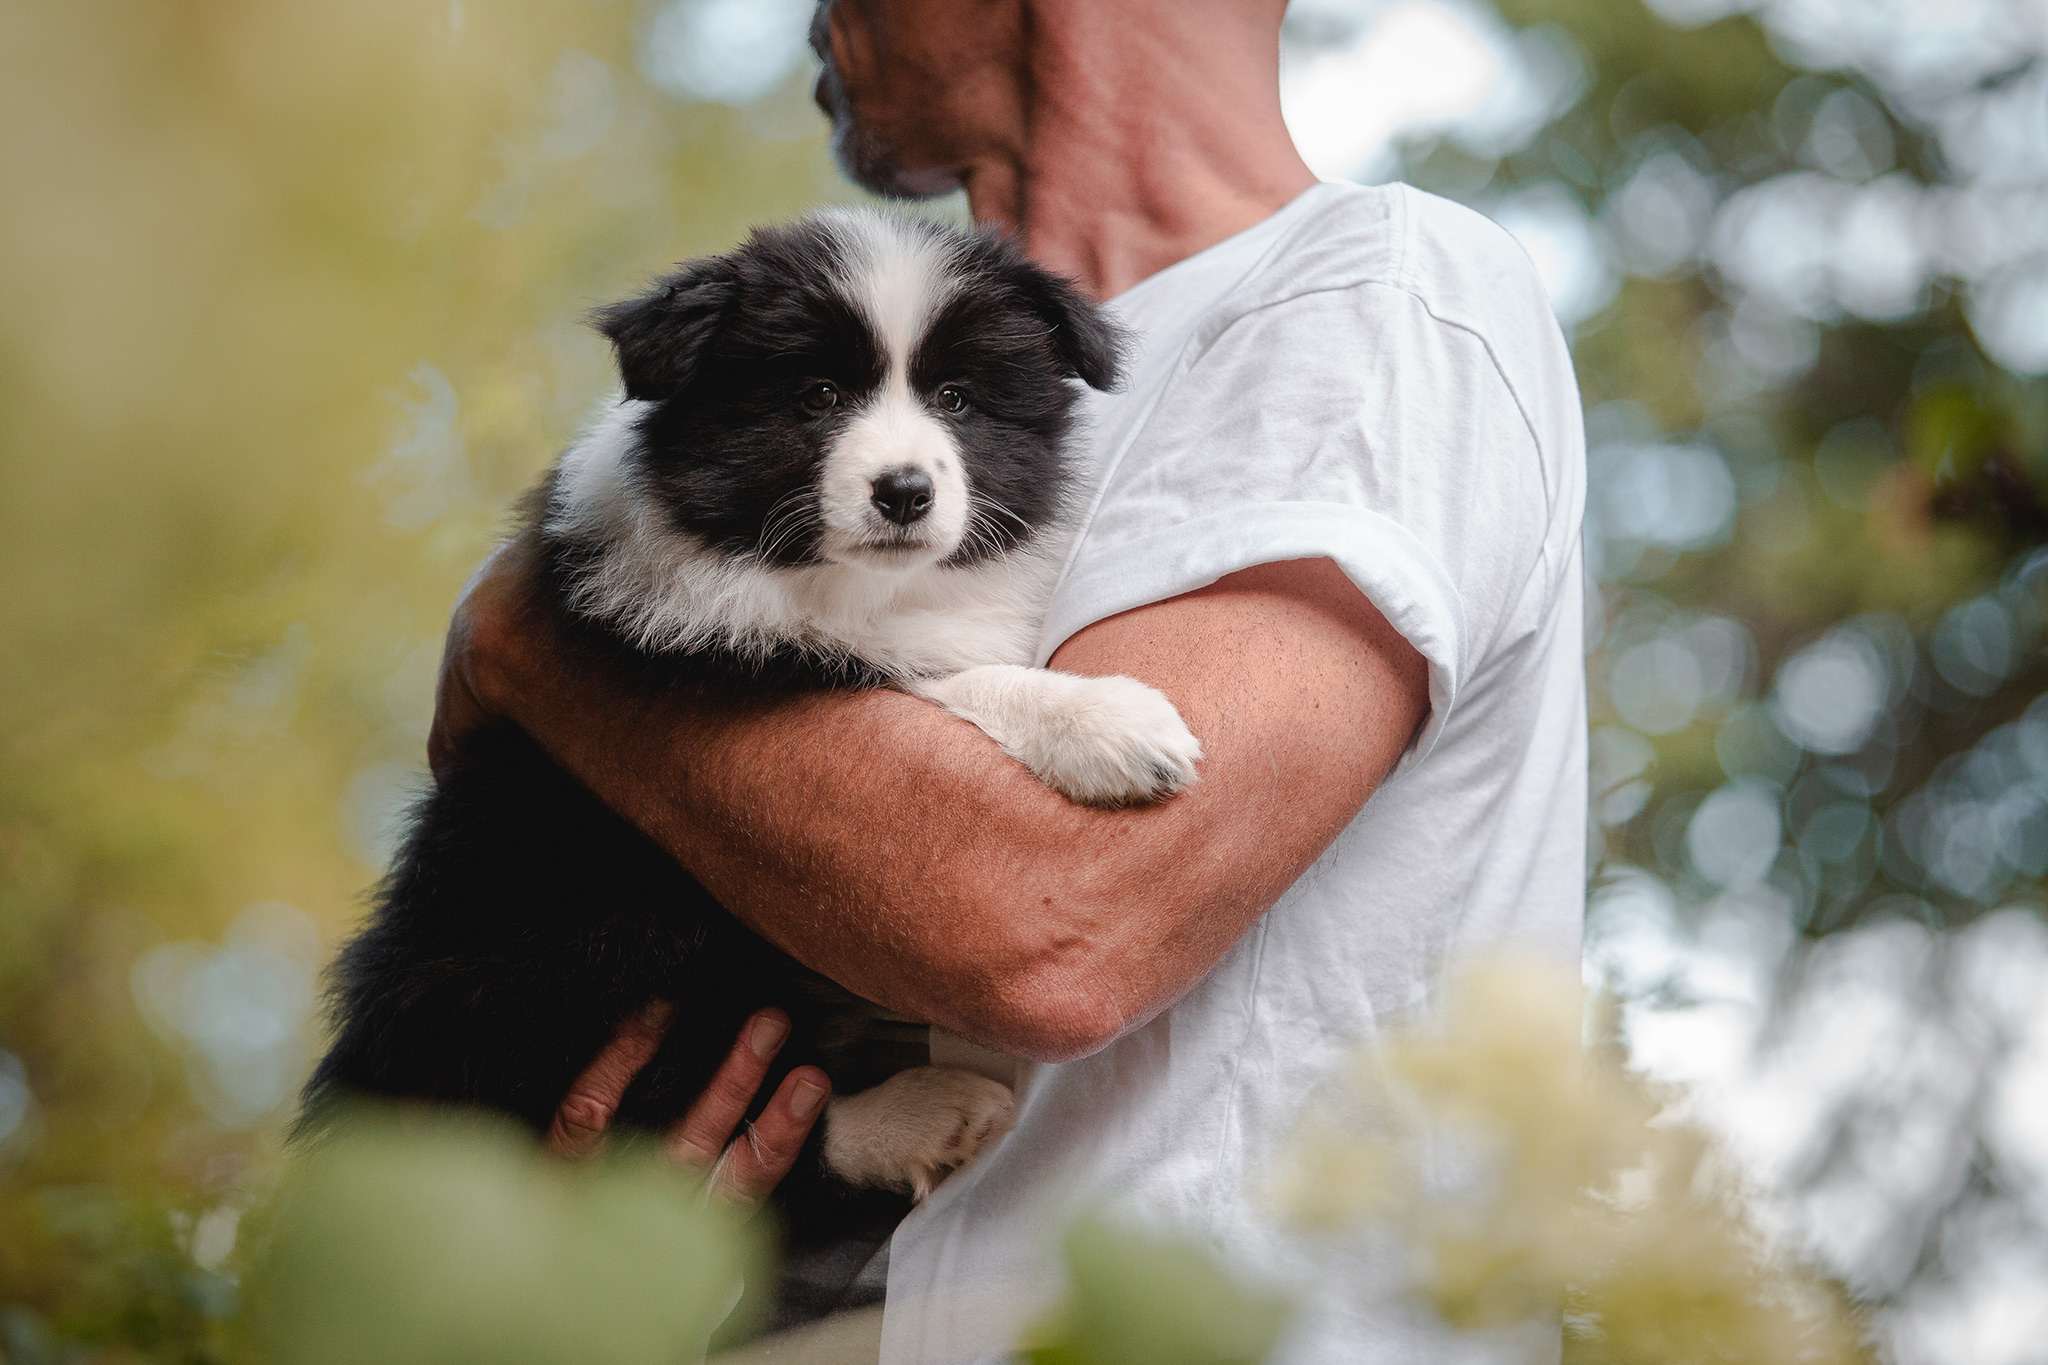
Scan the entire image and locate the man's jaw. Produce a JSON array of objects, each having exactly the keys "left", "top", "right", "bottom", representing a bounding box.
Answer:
[{"left": 810, "top": 37, "right": 954, "bottom": 199}]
